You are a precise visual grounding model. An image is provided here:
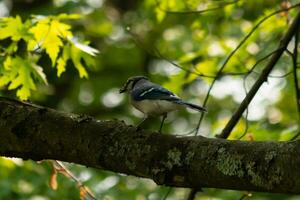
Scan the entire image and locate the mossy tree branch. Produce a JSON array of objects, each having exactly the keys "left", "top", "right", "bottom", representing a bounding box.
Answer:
[{"left": 0, "top": 97, "right": 300, "bottom": 194}]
